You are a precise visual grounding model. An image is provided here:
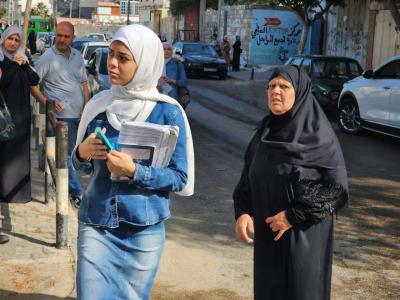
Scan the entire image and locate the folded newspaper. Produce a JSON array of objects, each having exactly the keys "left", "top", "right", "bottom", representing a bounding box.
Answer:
[{"left": 111, "top": 121, "right": 179, "bottom": 182}]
